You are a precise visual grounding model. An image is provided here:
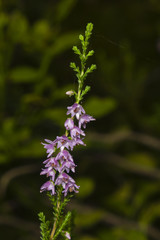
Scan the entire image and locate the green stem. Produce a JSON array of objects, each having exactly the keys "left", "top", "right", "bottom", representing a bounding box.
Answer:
[
  {"left": 50, "top": 201, "right": 60, "bottom": 240},
  {"left": 76, "top": 62, "right": 85, "bottom": 104},
  {"left": 53, "top": 211, "right": 72, "bottom": 240},
  {"left": 50, "top": 189, "right": 61, "bottom": 240}
]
